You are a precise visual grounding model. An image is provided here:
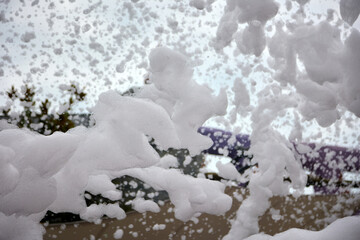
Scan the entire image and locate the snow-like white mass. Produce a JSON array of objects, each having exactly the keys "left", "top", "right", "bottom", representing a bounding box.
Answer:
[
  {"left": 0, "top": 0, "right": 359, "bottom": 240},
  {"left": 0, "top": 47, "right": 232, "bottom": 238},
  {"left": 113, "top": 229, "right": 124, "bottom": 239}
]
